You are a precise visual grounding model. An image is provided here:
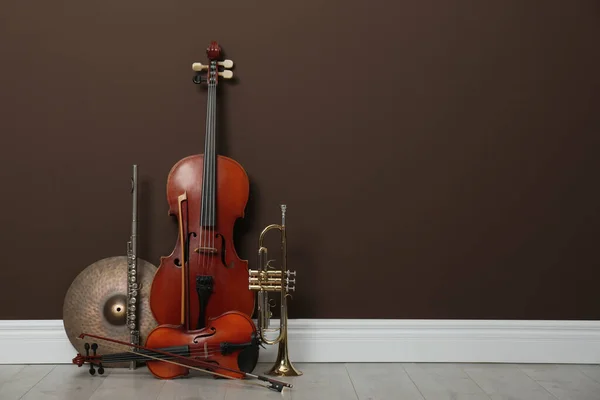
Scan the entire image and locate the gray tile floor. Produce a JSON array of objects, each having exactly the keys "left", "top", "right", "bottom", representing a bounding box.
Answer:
[{"left": 0, "top": 362, "right": 599, "bottom": 399}]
